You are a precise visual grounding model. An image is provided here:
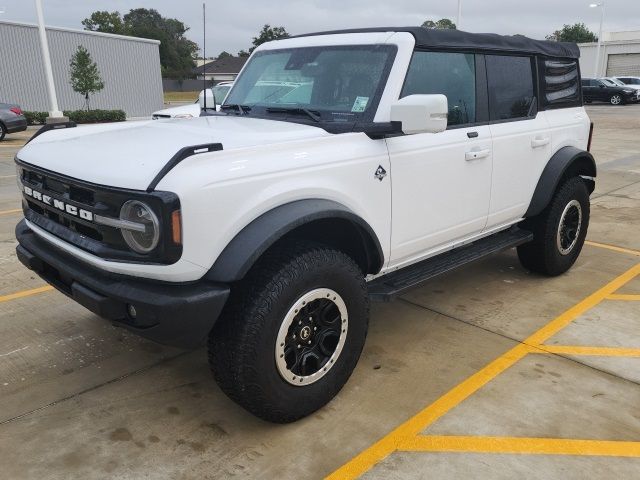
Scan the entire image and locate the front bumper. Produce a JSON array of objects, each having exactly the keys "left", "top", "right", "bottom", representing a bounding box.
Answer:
[{"left": 16, "top": 220, "right": 229, "bottom": 349}]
